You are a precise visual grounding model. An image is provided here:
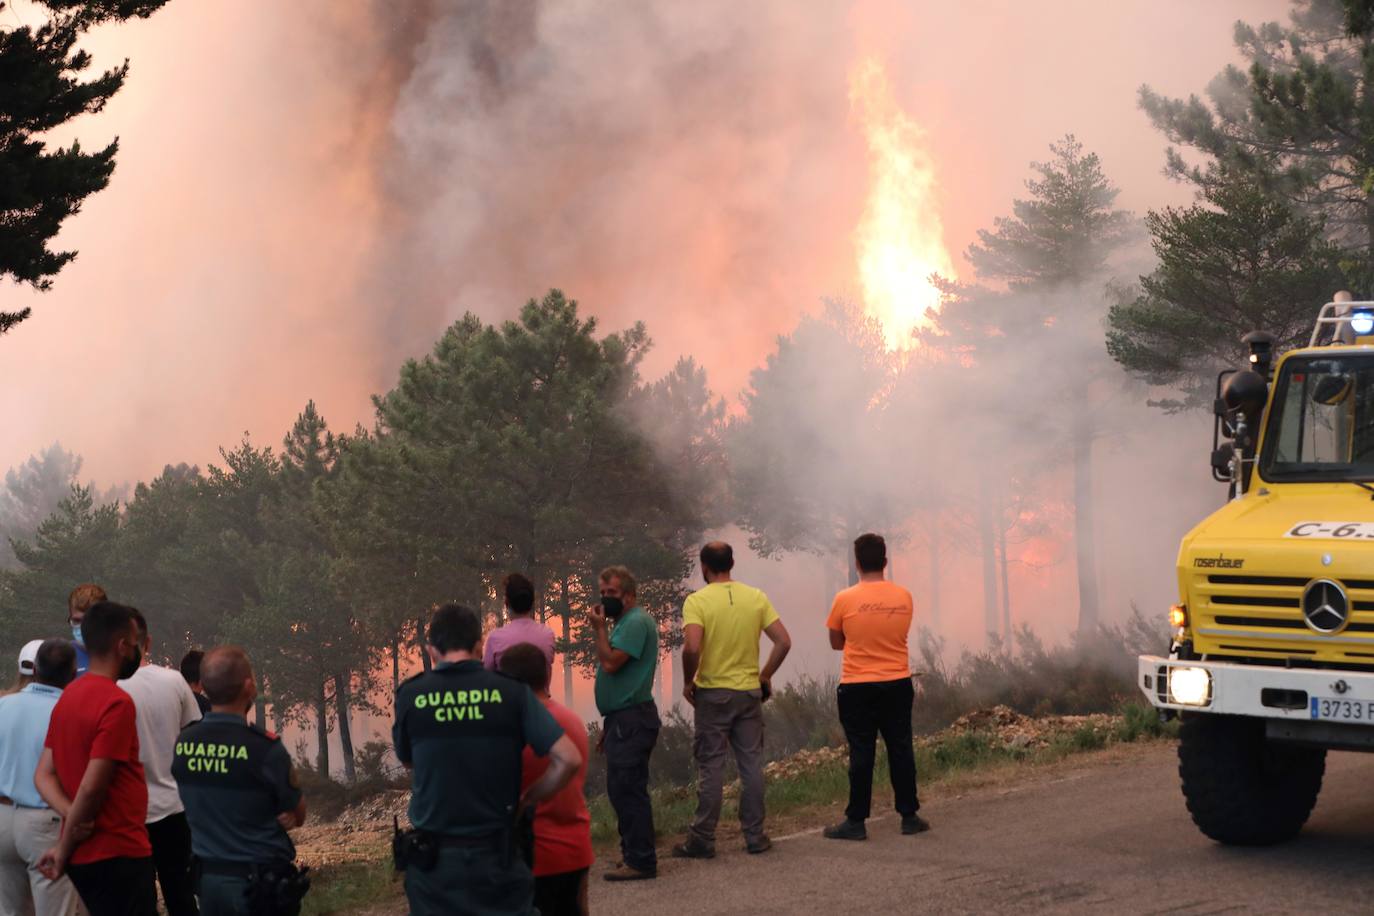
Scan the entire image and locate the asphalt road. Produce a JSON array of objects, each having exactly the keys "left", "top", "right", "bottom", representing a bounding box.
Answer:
[{"left": 592, "top": 742, "right": 1374, "bottom": 914}]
